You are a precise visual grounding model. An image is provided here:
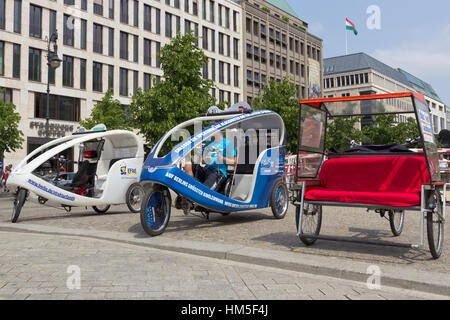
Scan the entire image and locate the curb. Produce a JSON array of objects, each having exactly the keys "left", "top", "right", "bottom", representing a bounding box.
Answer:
[{"left": 0, "top": 222, "right": 449, "bottom": 297}]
